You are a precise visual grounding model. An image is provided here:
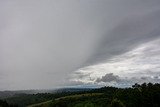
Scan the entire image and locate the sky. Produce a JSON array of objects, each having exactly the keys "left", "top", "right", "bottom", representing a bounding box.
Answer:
[{"left": 1, "top": 0, "right": 160, "bottom": 90}]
